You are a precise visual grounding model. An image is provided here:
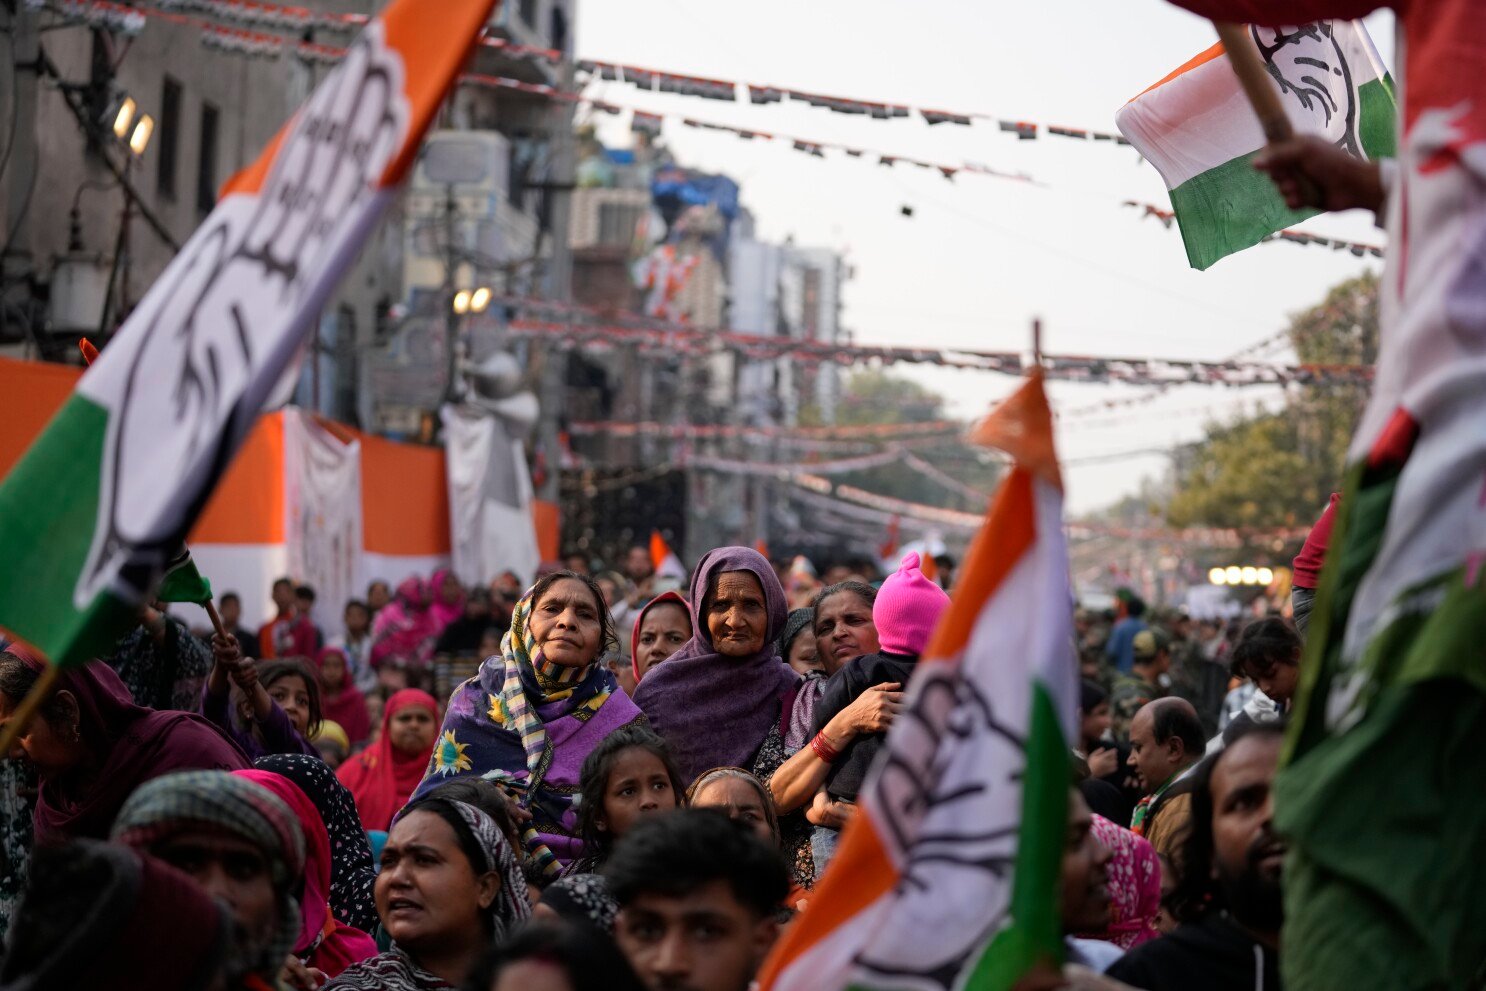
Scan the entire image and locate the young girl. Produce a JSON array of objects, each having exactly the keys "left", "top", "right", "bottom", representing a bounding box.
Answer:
[
  {"left": 316, "top": 646, "right": 371, "bottom": 750},
  {"left": 537, "top": 725, "right": 685, "bottom": 932},
  {"left": 203, "top": 634, "right": 321, "bottom": 759}
]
